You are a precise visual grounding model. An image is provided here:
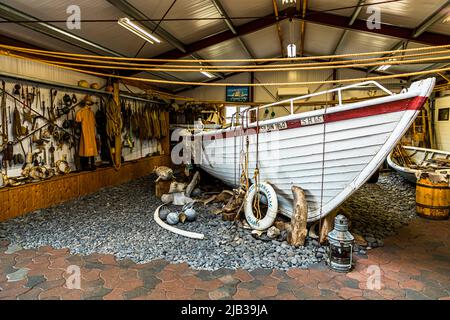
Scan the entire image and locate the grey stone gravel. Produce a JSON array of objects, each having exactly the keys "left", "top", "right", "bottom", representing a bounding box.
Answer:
[
  {"left": 0, "top": 171, "right": 416, "bottom": 271},
  {"left": 345, "top": 171, "right": 416, "bottom": 250}
]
